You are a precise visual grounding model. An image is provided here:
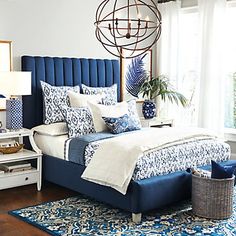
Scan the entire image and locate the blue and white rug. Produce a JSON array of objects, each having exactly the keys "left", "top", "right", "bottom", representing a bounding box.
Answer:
[{"left": 9, "top": 193, "right": 236, "bottom": 236}]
